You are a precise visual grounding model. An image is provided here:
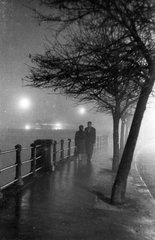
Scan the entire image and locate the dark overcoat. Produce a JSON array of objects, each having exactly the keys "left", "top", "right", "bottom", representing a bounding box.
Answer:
[
  {"left": 75, "top": 130, "right": 86, "bottom": 154},
  {"left": 85, "top": 127, "right": 96, "bottom": 154}
]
